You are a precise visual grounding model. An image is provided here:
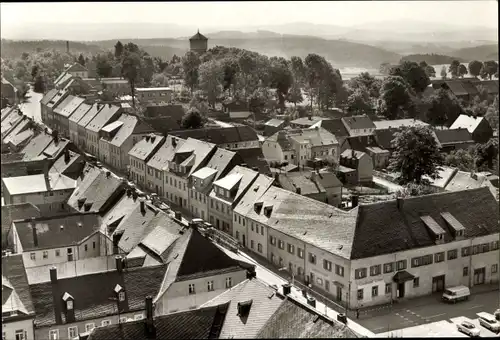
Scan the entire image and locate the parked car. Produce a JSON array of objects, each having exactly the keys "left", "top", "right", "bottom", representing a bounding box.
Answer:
[
  {"left": 477, "top": 312, "right": 500, "bottom": 333},
  {"left": 457, "top": 320, "right": 480, "bottom": 337},
  {"left": 442, "top": 286, "right": 470, "bottom": 303}
]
